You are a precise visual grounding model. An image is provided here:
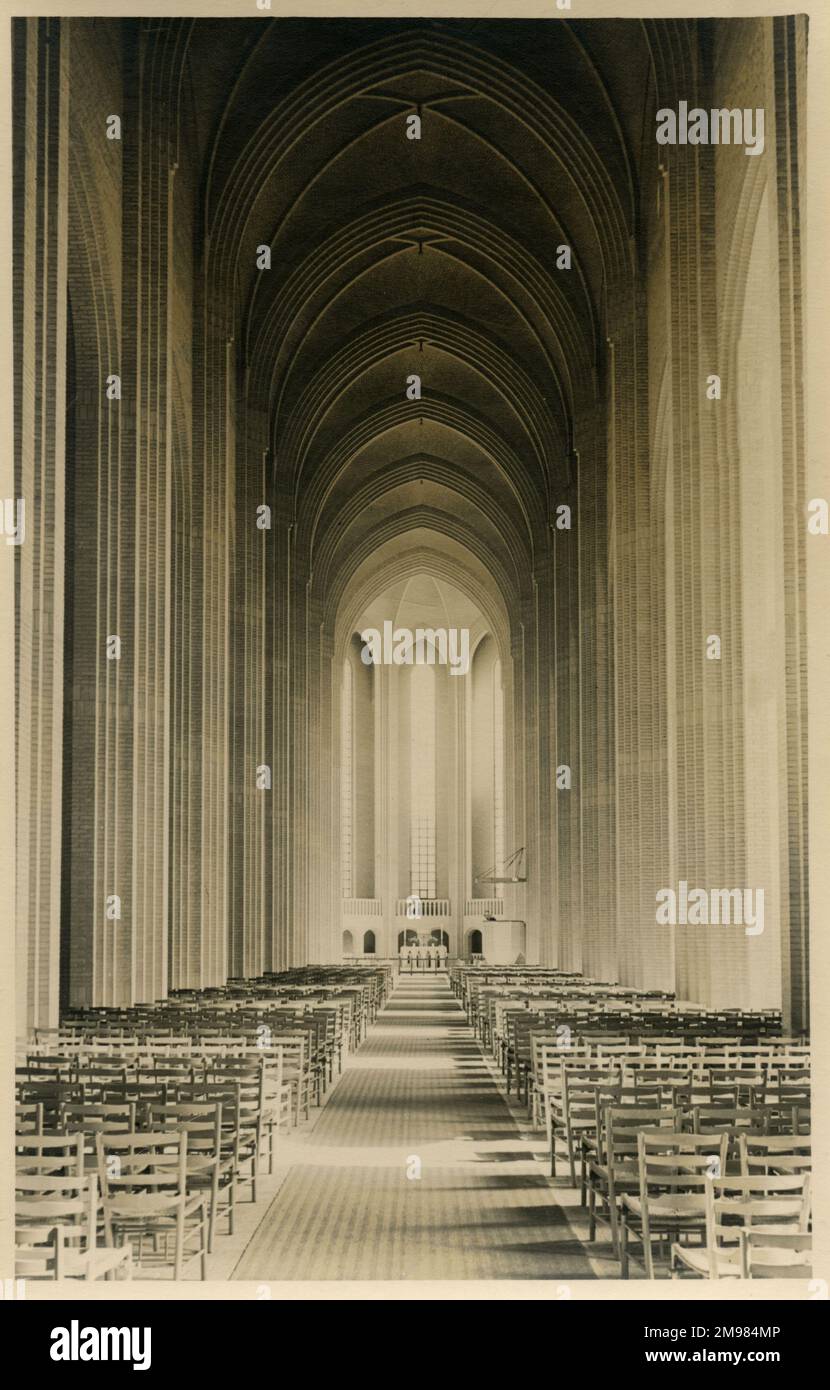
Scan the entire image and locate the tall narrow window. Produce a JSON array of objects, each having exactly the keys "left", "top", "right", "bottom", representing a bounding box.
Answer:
[
  {"left": 493, "top": 660, "right": 505, "bottom": 899},
  {"left": 410, "top": 664, "right": 436, "bottom": 899},
  {"left": 341, "top": 659, "right": 353, "bottom": 898}
]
